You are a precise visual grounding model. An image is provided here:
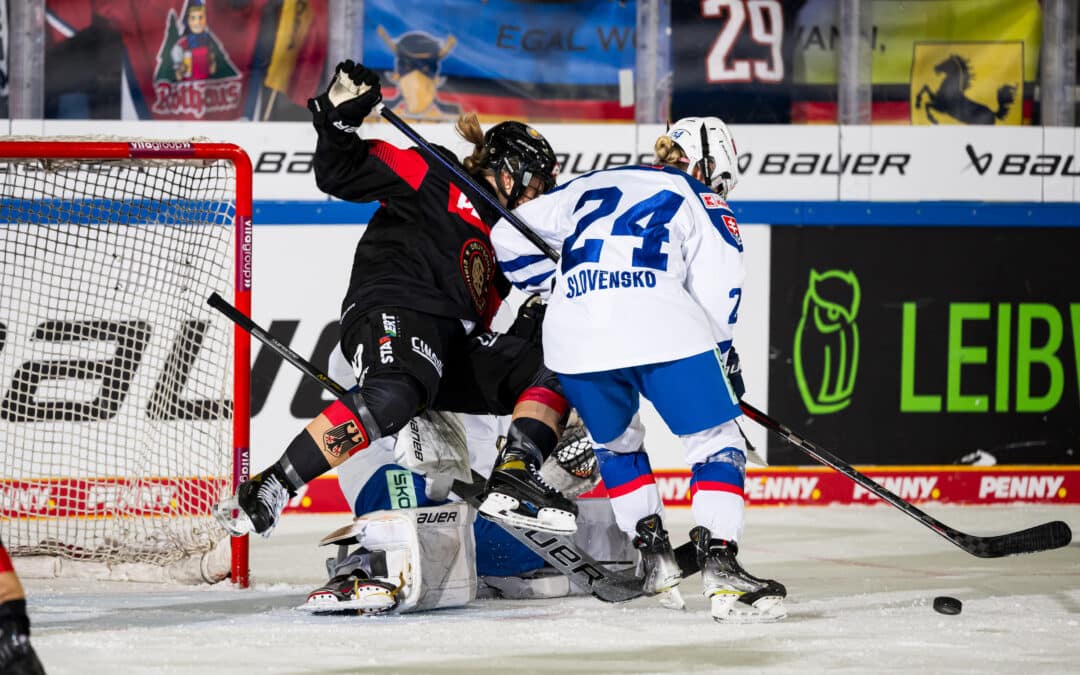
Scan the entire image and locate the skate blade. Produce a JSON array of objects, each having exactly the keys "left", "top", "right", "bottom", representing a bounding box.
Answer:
[
  {"left": 298, "top": 587, "right": 397, "bottom": 615},
  {"left": 709, "top": 592, "right": 787, "bottom": 624},
  {"left": 478, "top": 494, "right": 577, "bottom": 534},
  {"left": 212, "top": 496, "right": 257, "bottom": 537},
  {"left": 644, "top": 570, "right": 684, "bottom": 610},
  {"left": 657, "top": 586, "right": 686, "bottom": 611}
]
